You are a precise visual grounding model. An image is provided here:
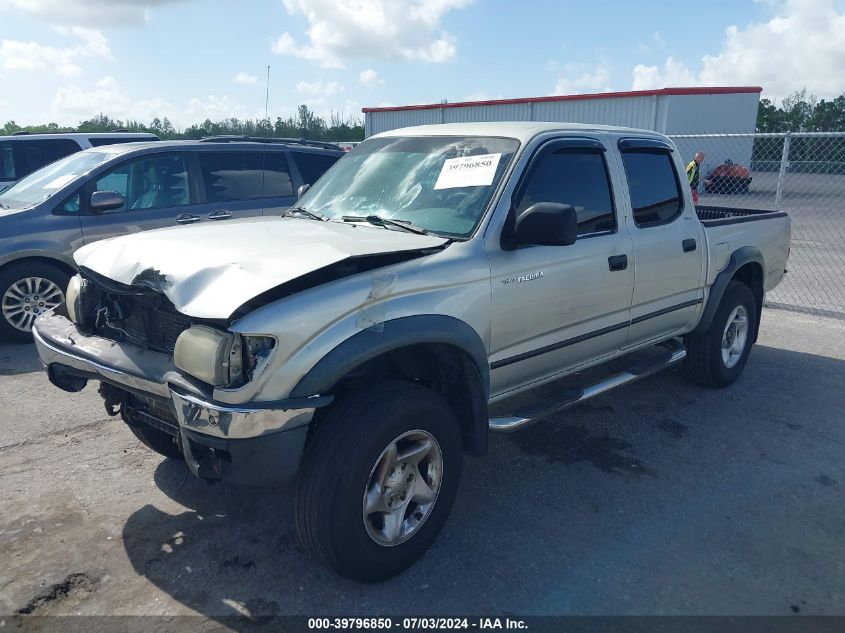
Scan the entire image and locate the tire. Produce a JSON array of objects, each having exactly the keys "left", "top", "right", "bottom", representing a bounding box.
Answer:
[
  {"left": 685, "top": 281, "right": 757, "bottom": 387},
  {"left": 0, "top": 261, "right": 70, "bottom": 343},
  {"left": 126, "top": 423, "right": 184, "bottom": 459},
  {"left": 296, "top": 380, "right": 463, "bottom": 582}
]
